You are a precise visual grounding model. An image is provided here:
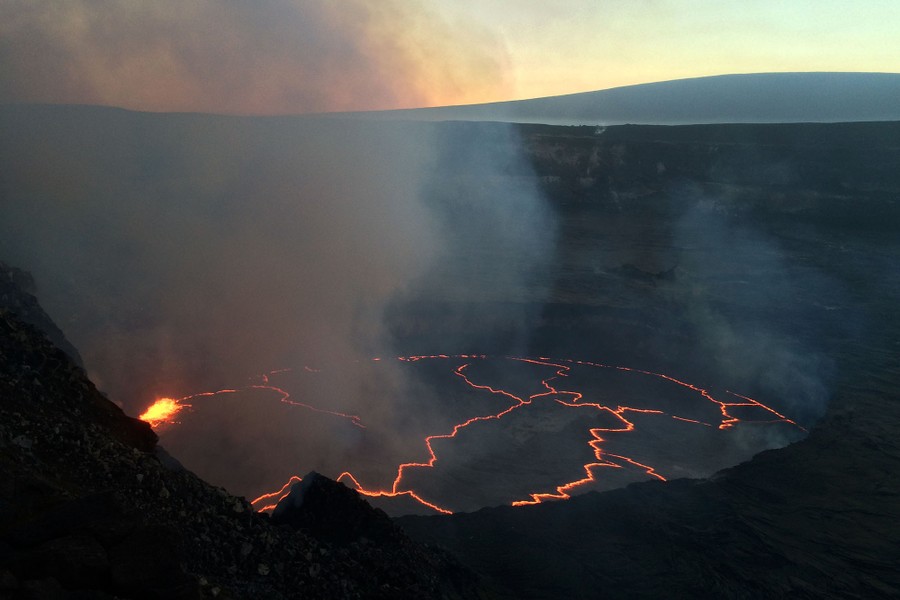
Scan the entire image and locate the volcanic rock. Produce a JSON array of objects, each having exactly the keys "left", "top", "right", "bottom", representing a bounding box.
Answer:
[
  {"left": 272, "top": 472, "right": 399, "bottom": 545},
  {"left": 0, "top": 266, "right": 483, "bottom": 599},
  {"left": 0, "top": 261, "right": 84, "bottom": 369}
]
